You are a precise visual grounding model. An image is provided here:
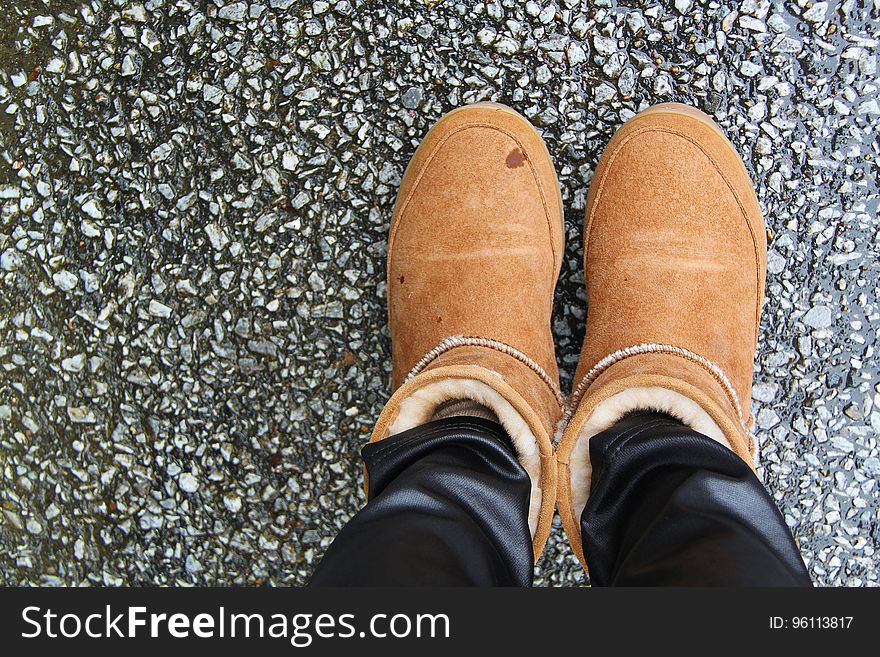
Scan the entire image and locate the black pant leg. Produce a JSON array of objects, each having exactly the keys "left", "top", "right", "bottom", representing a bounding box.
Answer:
[
  {"left": 310, "top": 416, "right": 534, "bottom": 586},
  {"left": 581, "top": 410, "right": 812, "bottom": 586}
]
